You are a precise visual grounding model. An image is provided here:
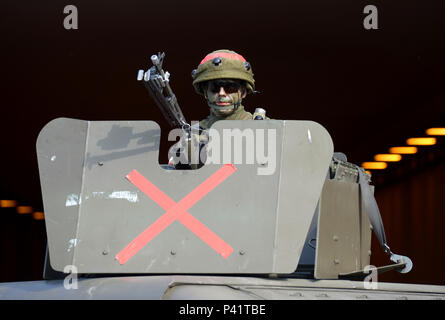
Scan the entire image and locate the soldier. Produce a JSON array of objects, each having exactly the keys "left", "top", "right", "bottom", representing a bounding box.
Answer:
[
  {"left": 191, "top": 49, "right": 260, "bottom": 129},
  {"left": 169, "top": 49, "right": 267, "bottom": 168}
]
